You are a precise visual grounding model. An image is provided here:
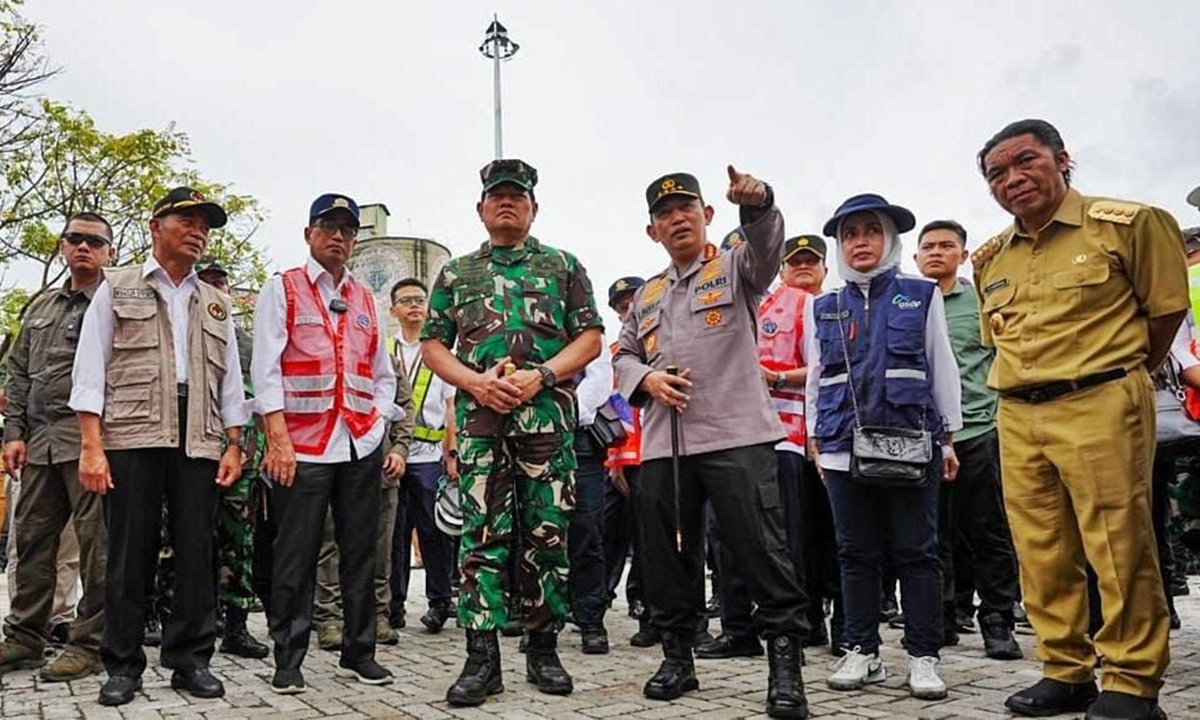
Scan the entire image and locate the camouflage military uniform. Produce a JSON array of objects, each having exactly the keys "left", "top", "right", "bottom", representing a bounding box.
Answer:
[{"left": 423, "top": 237, "right": 602, "bottom": 631}]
